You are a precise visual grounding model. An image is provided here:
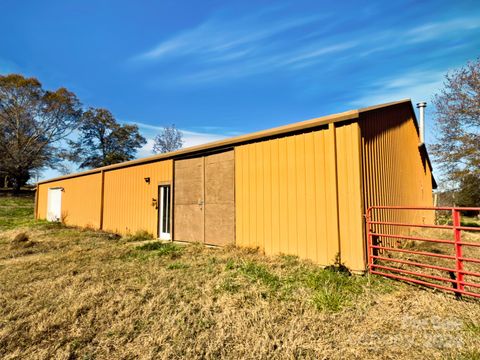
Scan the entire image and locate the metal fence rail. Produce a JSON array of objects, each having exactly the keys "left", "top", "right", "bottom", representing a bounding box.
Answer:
[{"left": 366, "top": 206, "right": 480, "bottom": 299}]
